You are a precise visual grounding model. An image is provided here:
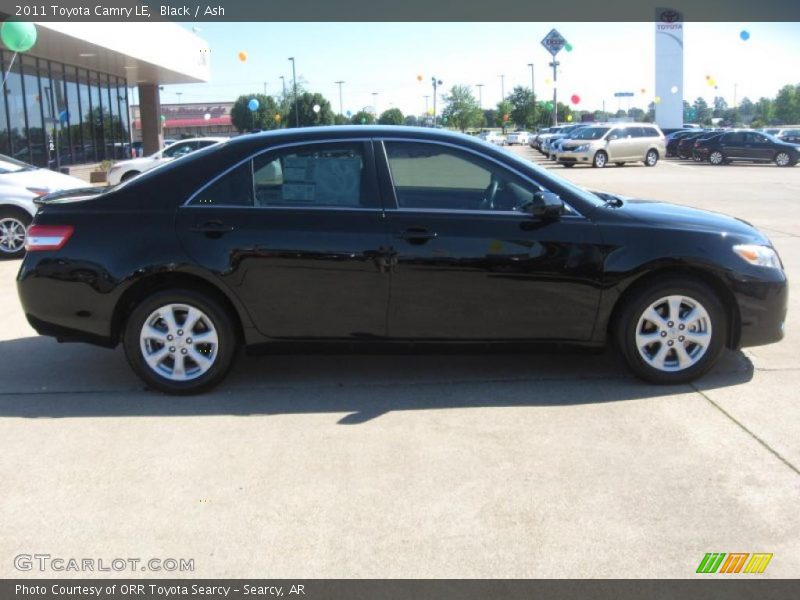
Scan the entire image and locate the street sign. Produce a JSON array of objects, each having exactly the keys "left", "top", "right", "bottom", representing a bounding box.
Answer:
[
  {"left": 541, "top": 29, "right": 567, "bottom": 56},
  {"left": 614, "top": 92, "right": 635, "bottom": 97}
]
